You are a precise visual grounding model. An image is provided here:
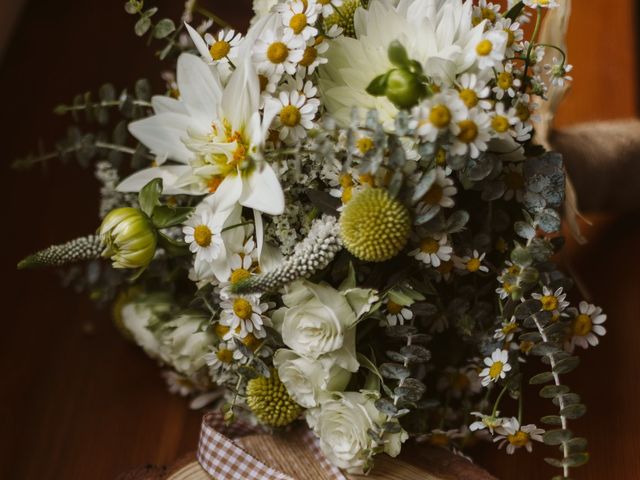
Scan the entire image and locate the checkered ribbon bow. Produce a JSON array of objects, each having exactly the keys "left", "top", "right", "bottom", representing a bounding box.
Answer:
[{"left": 197, "top": 412, "right": 347, "bottom": 480}]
